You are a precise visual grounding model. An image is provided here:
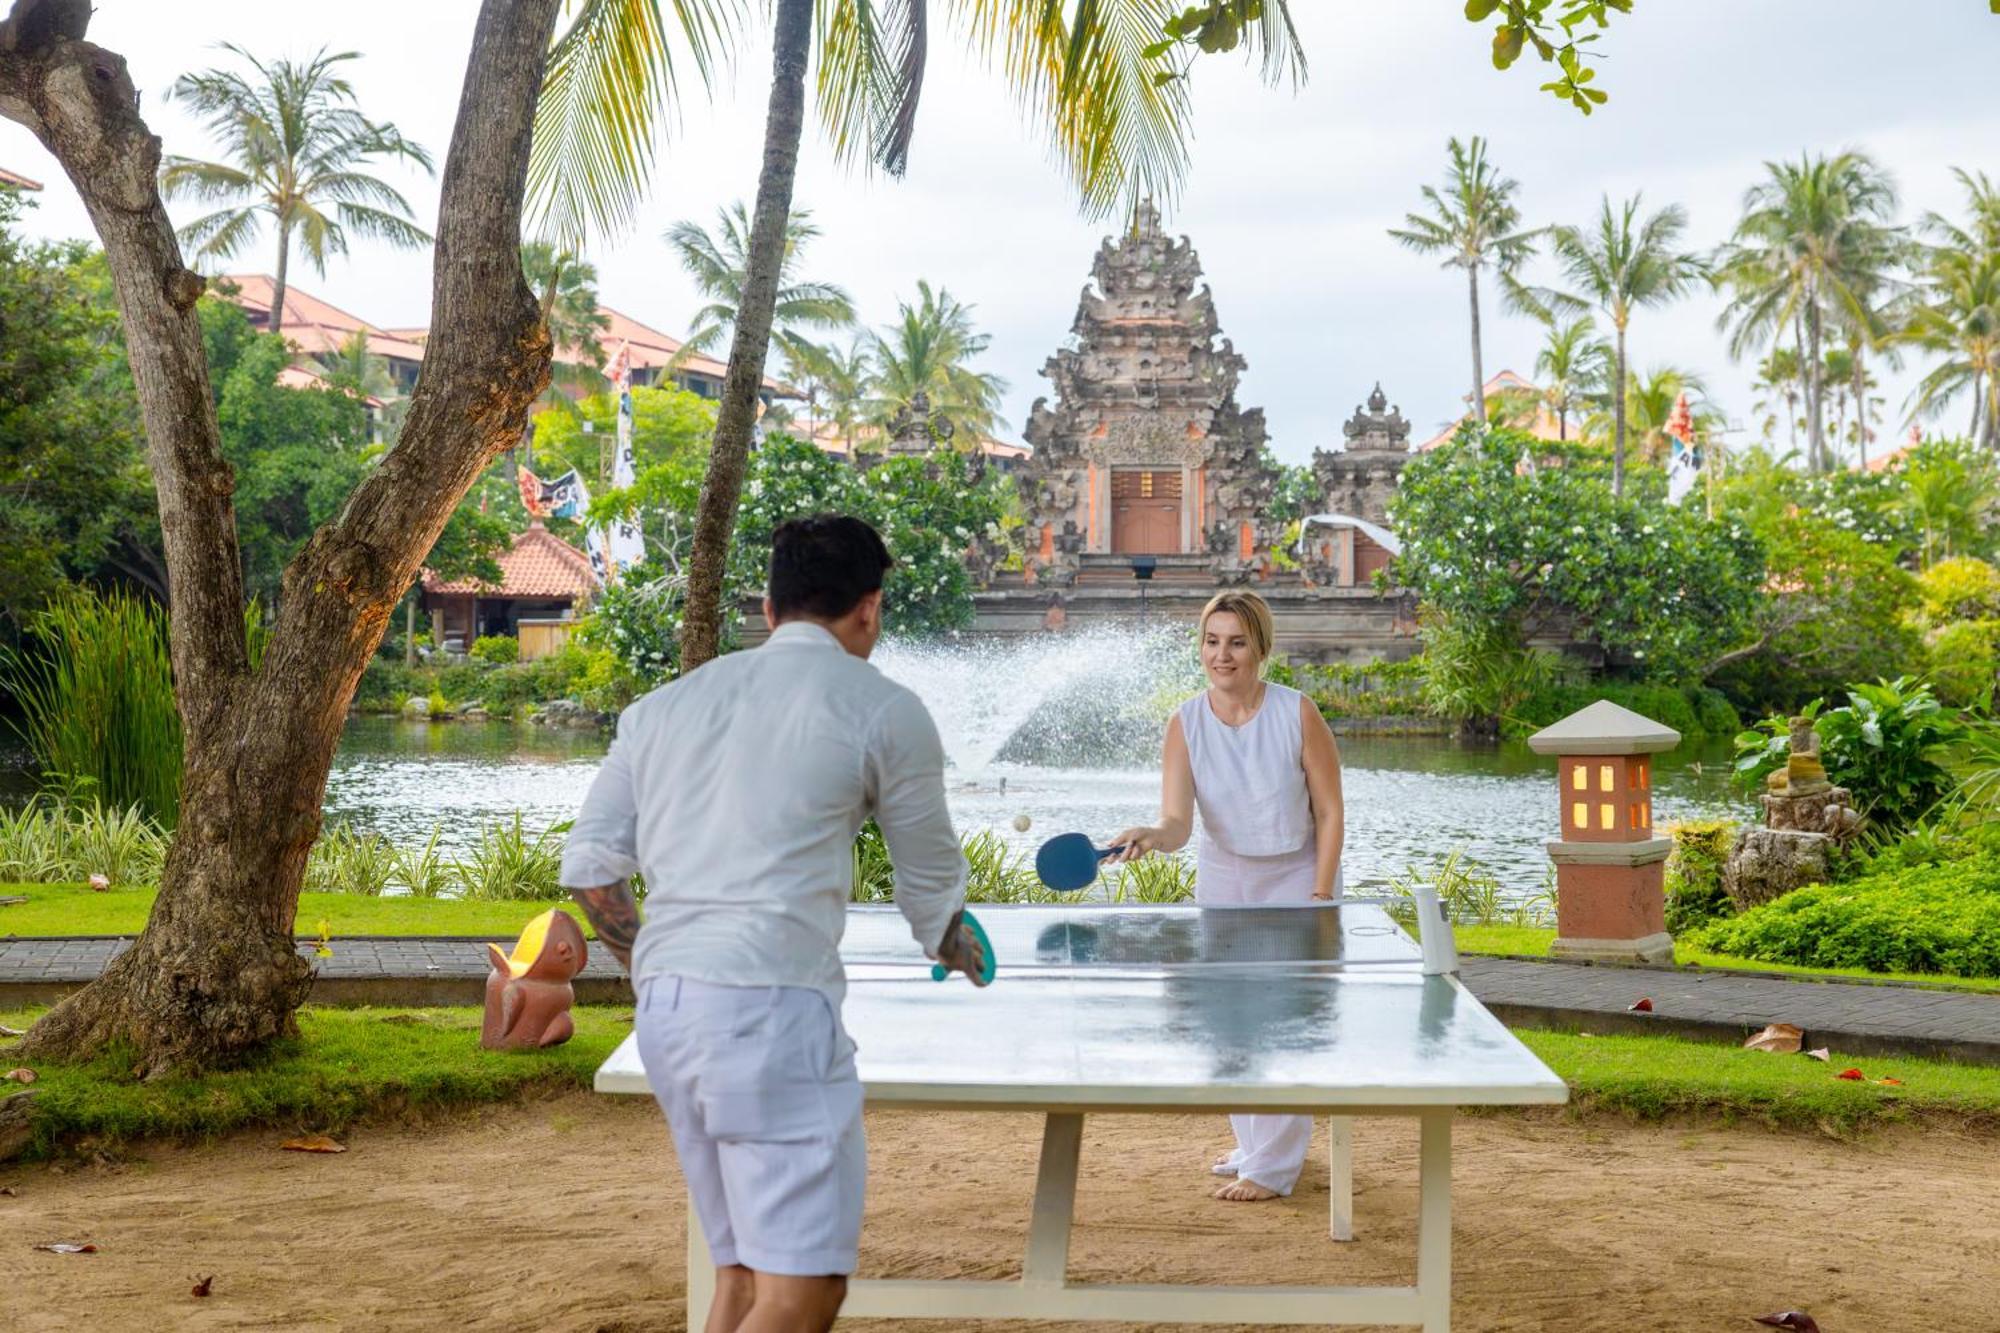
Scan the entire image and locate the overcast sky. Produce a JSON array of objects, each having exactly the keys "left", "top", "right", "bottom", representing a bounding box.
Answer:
[{"left": 5, "top": 2, "right": 1997, "bottom": 463}]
